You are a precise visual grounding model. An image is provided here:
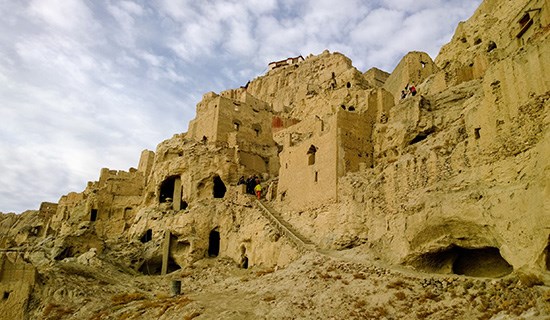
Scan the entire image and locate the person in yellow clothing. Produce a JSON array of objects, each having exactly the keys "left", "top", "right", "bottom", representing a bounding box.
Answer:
[{"left": 254, "top": 183, "right": 262, "bottom": 200}]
